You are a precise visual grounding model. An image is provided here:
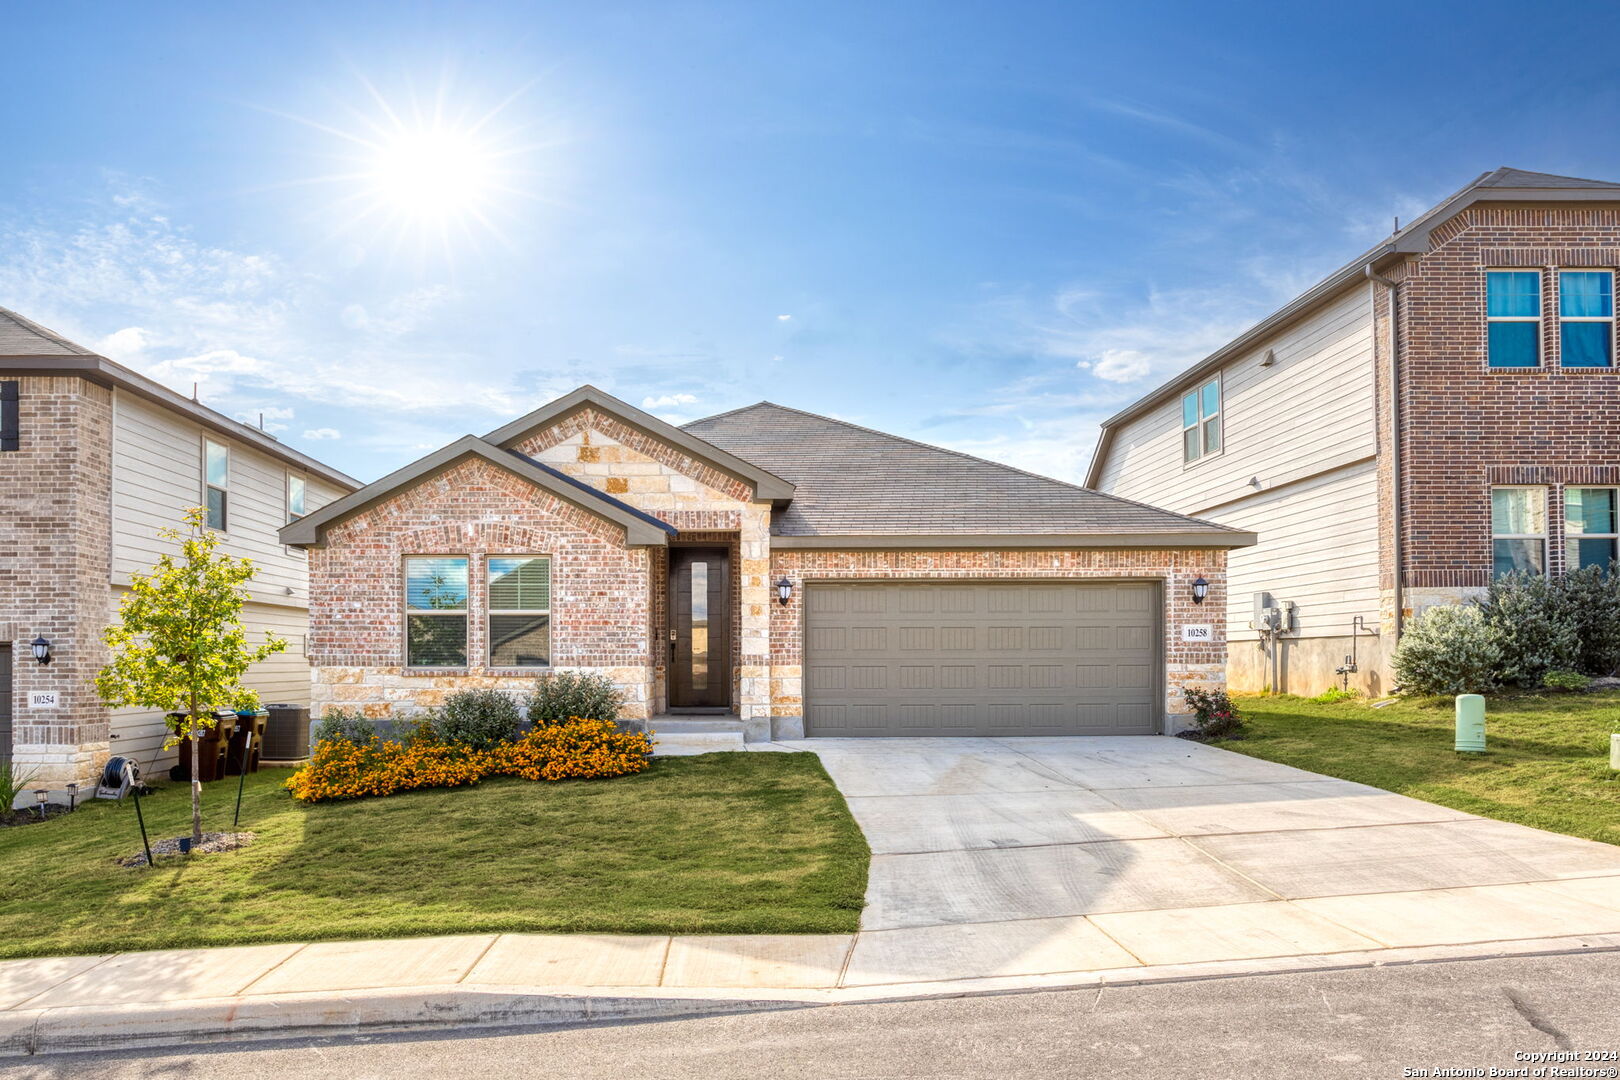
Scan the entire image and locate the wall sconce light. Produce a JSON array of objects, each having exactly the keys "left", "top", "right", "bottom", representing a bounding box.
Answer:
[
  {"left": 33, "top": 789, "right": 48, "bottom": 820},
  {"left": 1190, "top": 577, "right": 1210, "bottom": 605},
  {"left": 776, "top": 577, "right": 794, "bottom": 605},
  {"left": 30, "top": 636, "right": 51, "bottom": 664}
]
